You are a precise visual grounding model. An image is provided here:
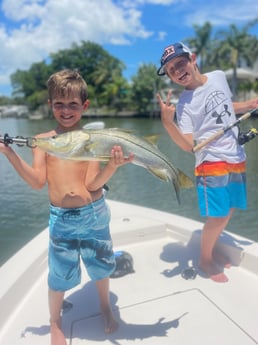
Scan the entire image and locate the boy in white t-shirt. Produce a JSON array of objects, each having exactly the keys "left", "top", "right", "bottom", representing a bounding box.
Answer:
[{"left": 156, "top": 42, "right": 258, "bottom": 283}]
